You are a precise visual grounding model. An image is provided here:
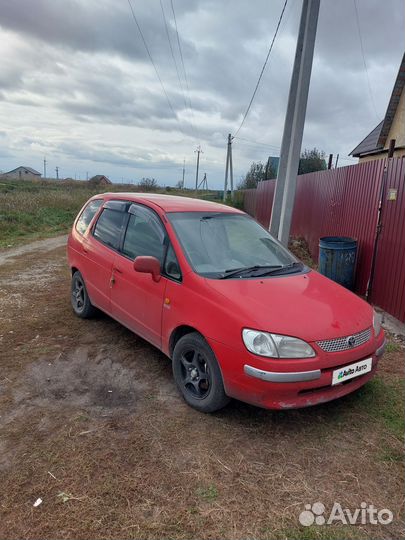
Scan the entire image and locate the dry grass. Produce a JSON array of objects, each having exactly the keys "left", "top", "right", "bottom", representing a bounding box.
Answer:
[
  {"left": 0, "top": 244, "right": 403, "bottom": 540},
  {"left": 0, "top": 178, "right": 222, "bottom": 248},
  {"left": 0, "top": 179, "right": 99, "bottom": 247},
  {"left": 289, "top": 237, "right": 318, "bottom": 269}
]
